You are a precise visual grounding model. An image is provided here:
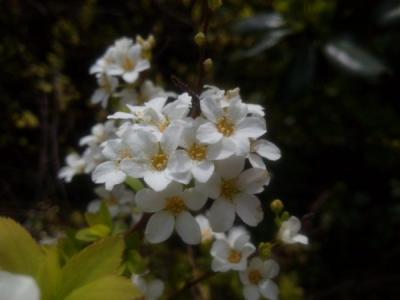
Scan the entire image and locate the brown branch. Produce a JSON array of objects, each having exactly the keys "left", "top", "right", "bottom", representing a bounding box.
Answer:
[{"left": 167, "top": 271, "right": 215, "bottom": 300}]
